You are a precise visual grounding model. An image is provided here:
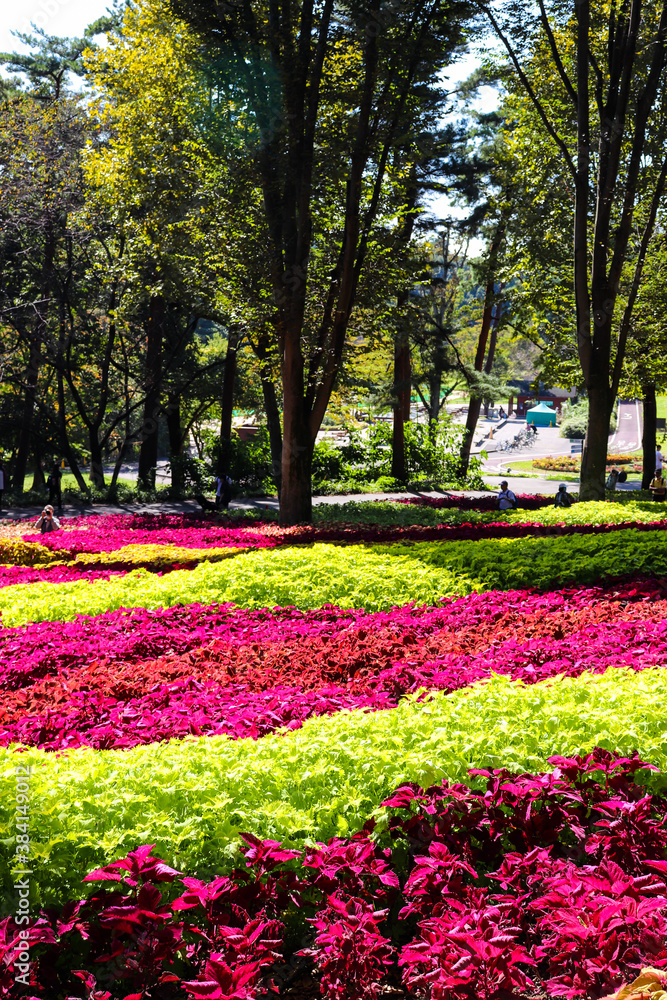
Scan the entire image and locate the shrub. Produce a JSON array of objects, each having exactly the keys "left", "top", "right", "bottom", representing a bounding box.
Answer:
[
  {"left": 560, "top": 399, "right": 618, "bottom": 439},
  {"left": 312, "top": 440, "right": 347, "bottom": 484},
  {"left": 341, "top": 420, "right": 484, "bottom": 487}
]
